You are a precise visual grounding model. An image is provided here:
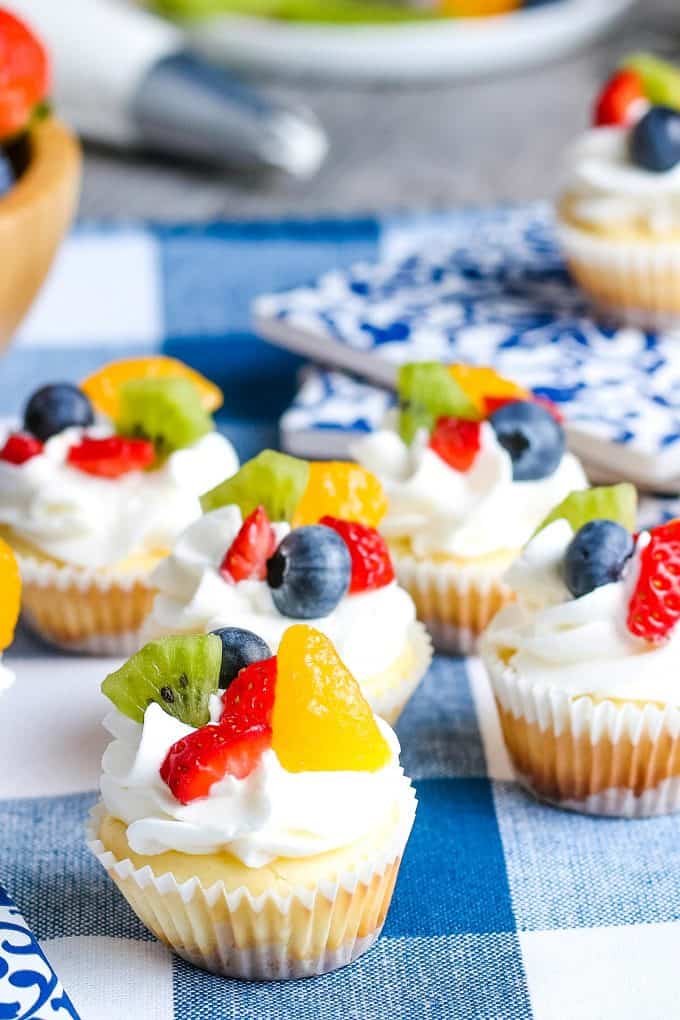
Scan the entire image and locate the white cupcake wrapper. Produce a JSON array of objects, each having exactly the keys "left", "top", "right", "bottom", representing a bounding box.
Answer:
[
  {"left": 21, "top": 609, "right": 146, "bottom": 657},
  {"left": 485, "top": 646, "right": 680, "bottom": 817},
  {"left": 17, "top": 553, "right": 151, "bottom": 593},
  {"left": 369, "top": 621, "right": 433, "bottom": 725},
  {"left": 86, "top": 788, "right": 417, "bottom": 980},
  {"left": 393, "top": 554, "right": 512, "bottom": 656},
  {"left": 557, "top": 221, "right": 680, "bottom": 331}
]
